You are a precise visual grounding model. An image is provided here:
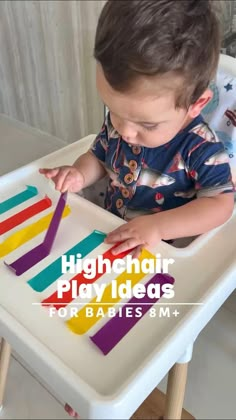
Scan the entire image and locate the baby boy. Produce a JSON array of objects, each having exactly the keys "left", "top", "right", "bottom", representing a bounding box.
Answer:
[{"left": 40, "top": 0, "right": 234, "bottom": 257}]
